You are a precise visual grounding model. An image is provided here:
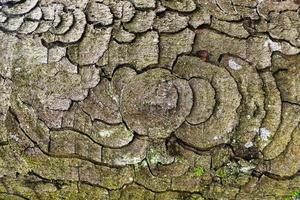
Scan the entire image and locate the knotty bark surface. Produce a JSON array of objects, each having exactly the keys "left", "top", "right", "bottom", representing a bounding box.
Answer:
[{"left": 0, "top": 0, "right": 300, "bottom": 199}]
